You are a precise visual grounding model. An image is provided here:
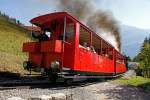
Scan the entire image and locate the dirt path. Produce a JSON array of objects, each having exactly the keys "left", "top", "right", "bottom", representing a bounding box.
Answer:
[
  {"left": 81, "top": 82, "right": 150, "bottom": 100},
  {"left": 0, "top": 81, "right": 150, "bottom": 100}
]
